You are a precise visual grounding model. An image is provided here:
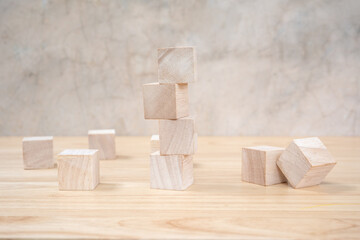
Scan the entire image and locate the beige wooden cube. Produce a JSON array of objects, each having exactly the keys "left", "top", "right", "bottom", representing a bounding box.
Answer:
[
  {"left": 143, "top": 83, "right": 189, "bottom": 120},
  {"left": 150, "top": 151, "right": 193, "bottom": 190},
  {"left": 57, "top": 149, "right": 99, "bottom": 191},
  {"left": 242, "top": 146, "right": 286, "bottom": 186},
  {"left": 277, "top": 137, "right": 336, "bottom": 189},
  {"left": 150, "top": 135, "right": 160, "bottom": 153},
  {"left": 22, "top": 136, "right": 54, "bottom": 169},
  {"left": 159, "top": 117, "right": 196, "bottom": 155},
  {"left": 88, "top": 129, "right": 116, "bottom": 160},
  {"left": 158, "top": 47, "right": 197, "bottom": 84}
]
